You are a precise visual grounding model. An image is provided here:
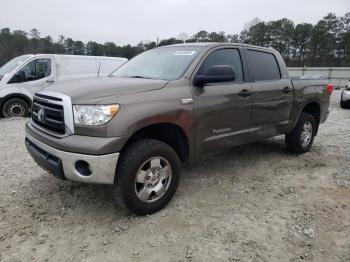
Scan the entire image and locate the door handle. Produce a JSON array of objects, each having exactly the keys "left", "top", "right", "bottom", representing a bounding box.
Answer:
[
  {"left": 283, "top": 86, "right": 291, "bottom": 94},
  {"left": 239, "top": 89, "right": 252, "bottom": 98},
  {"left": 46, "top": 79, "right": 55, "bottom": 84}
]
